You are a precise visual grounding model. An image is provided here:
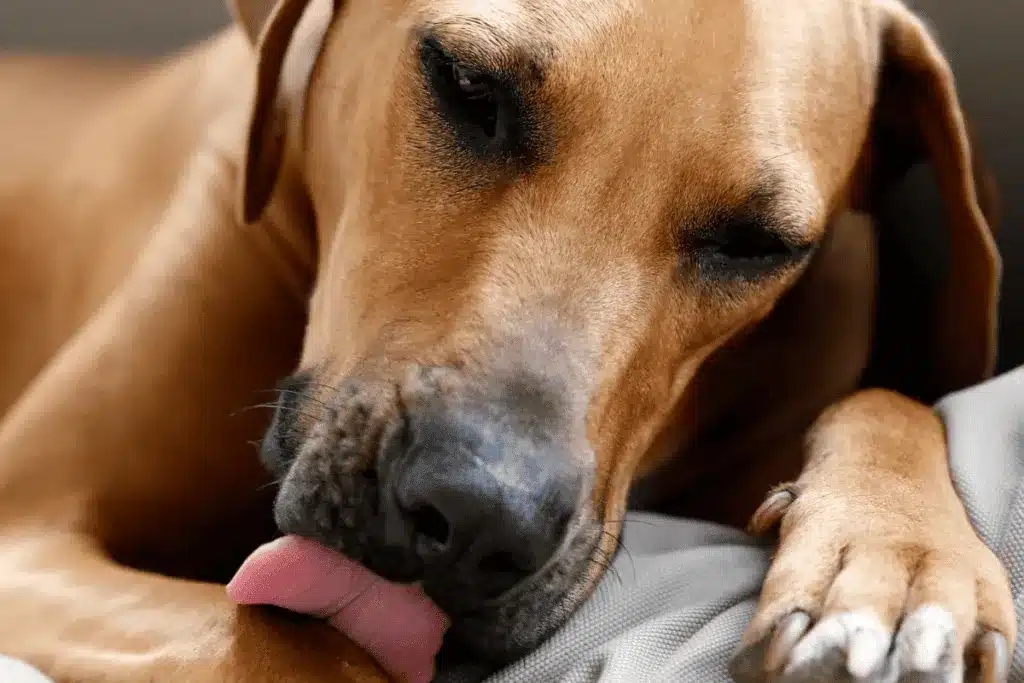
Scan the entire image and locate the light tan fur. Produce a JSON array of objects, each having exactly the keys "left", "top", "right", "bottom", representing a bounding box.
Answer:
[{"left": 0, "top": 0, "right": 1013, "bottom": 681}]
